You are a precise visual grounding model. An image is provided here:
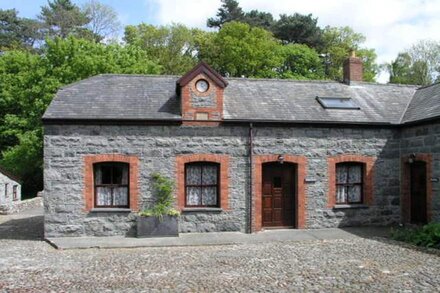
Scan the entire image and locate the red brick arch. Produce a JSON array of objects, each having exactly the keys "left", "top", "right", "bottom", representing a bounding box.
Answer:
[
  {"left": 84, "top": 154, "right": 139, "bottom": 211},
  {"left": 253, "top": 155, "right": 308, "bottom": 232}
]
